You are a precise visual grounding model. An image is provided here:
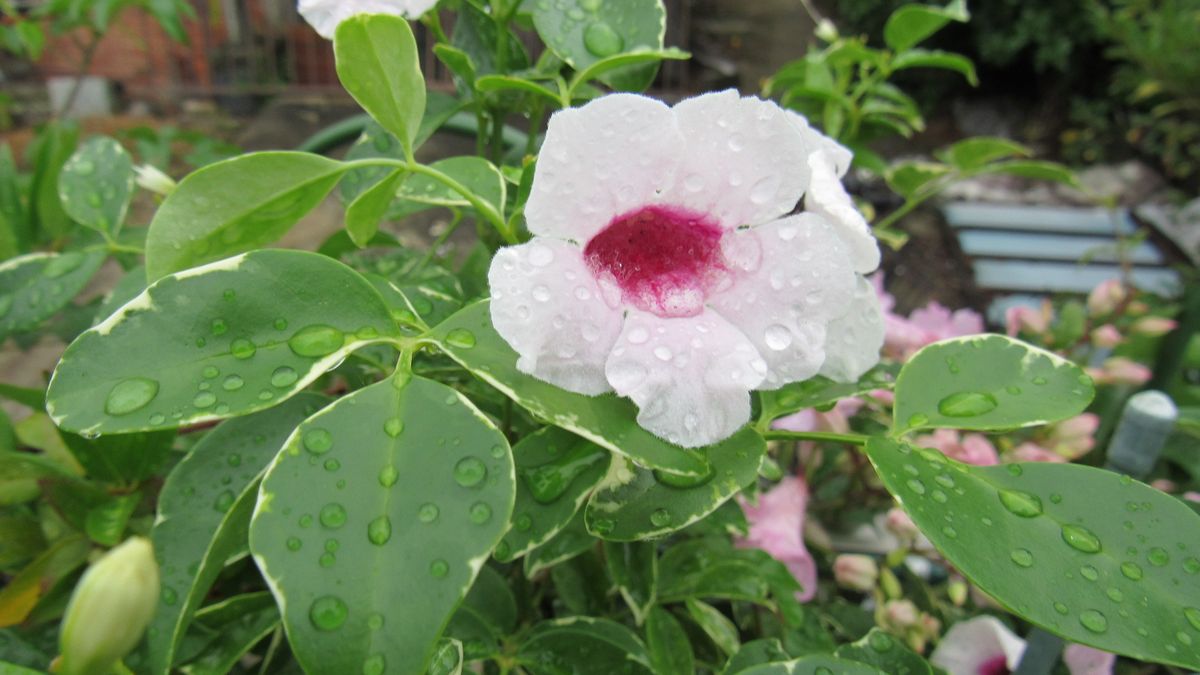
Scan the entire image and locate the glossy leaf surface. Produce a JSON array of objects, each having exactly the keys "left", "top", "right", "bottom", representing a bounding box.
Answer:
[
  {"left": 334, "top": 15, "right": 426, "bottom": 154},
  {"left": 517, "top": 617, "right": 654, "bottom": 675},
  {"left": 250, "top": 377, "right": 514, "bottom": 675},
  {"left": 0, "top": 251, "right": 105, "bottom": 341},
  {"left": 531, "top": 0, "right": 666, "bottom": 91},
  {"left": 57, "top": 136, "right": 134, "bottom": 235},
  {"left": 47, "top": 250, "right": 397, "bottom": 435},
  {"left": 867, "top": 437, "right": 1200, "bottom": 669}
]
